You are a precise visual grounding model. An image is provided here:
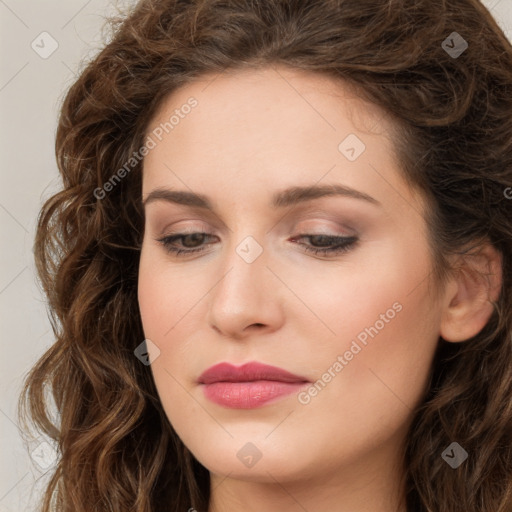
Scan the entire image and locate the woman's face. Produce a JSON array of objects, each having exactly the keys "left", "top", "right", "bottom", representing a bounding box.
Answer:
[{"left": 138, "top": 66, "right": 445, "bottom": 488}]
